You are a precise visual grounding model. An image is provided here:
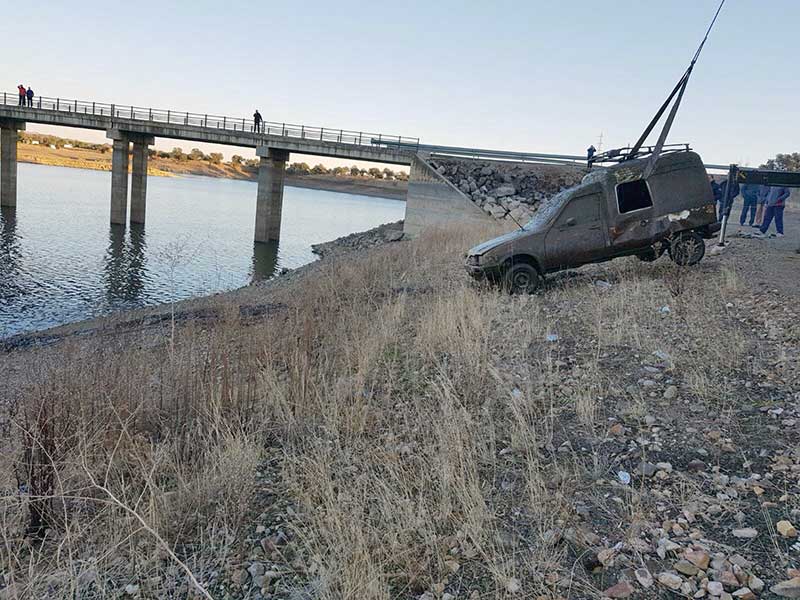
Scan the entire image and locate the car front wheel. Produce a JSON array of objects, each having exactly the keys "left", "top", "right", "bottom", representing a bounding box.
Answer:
[{"left": 503, "top": 263, "right": 541, "bottom": 294}]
